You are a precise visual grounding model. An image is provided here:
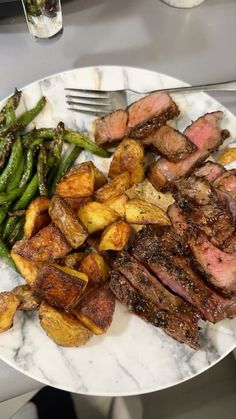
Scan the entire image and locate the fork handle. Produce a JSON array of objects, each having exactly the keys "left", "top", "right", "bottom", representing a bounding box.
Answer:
[{"left": 134, "top": 80, "right": 236, "bottom": 94}]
